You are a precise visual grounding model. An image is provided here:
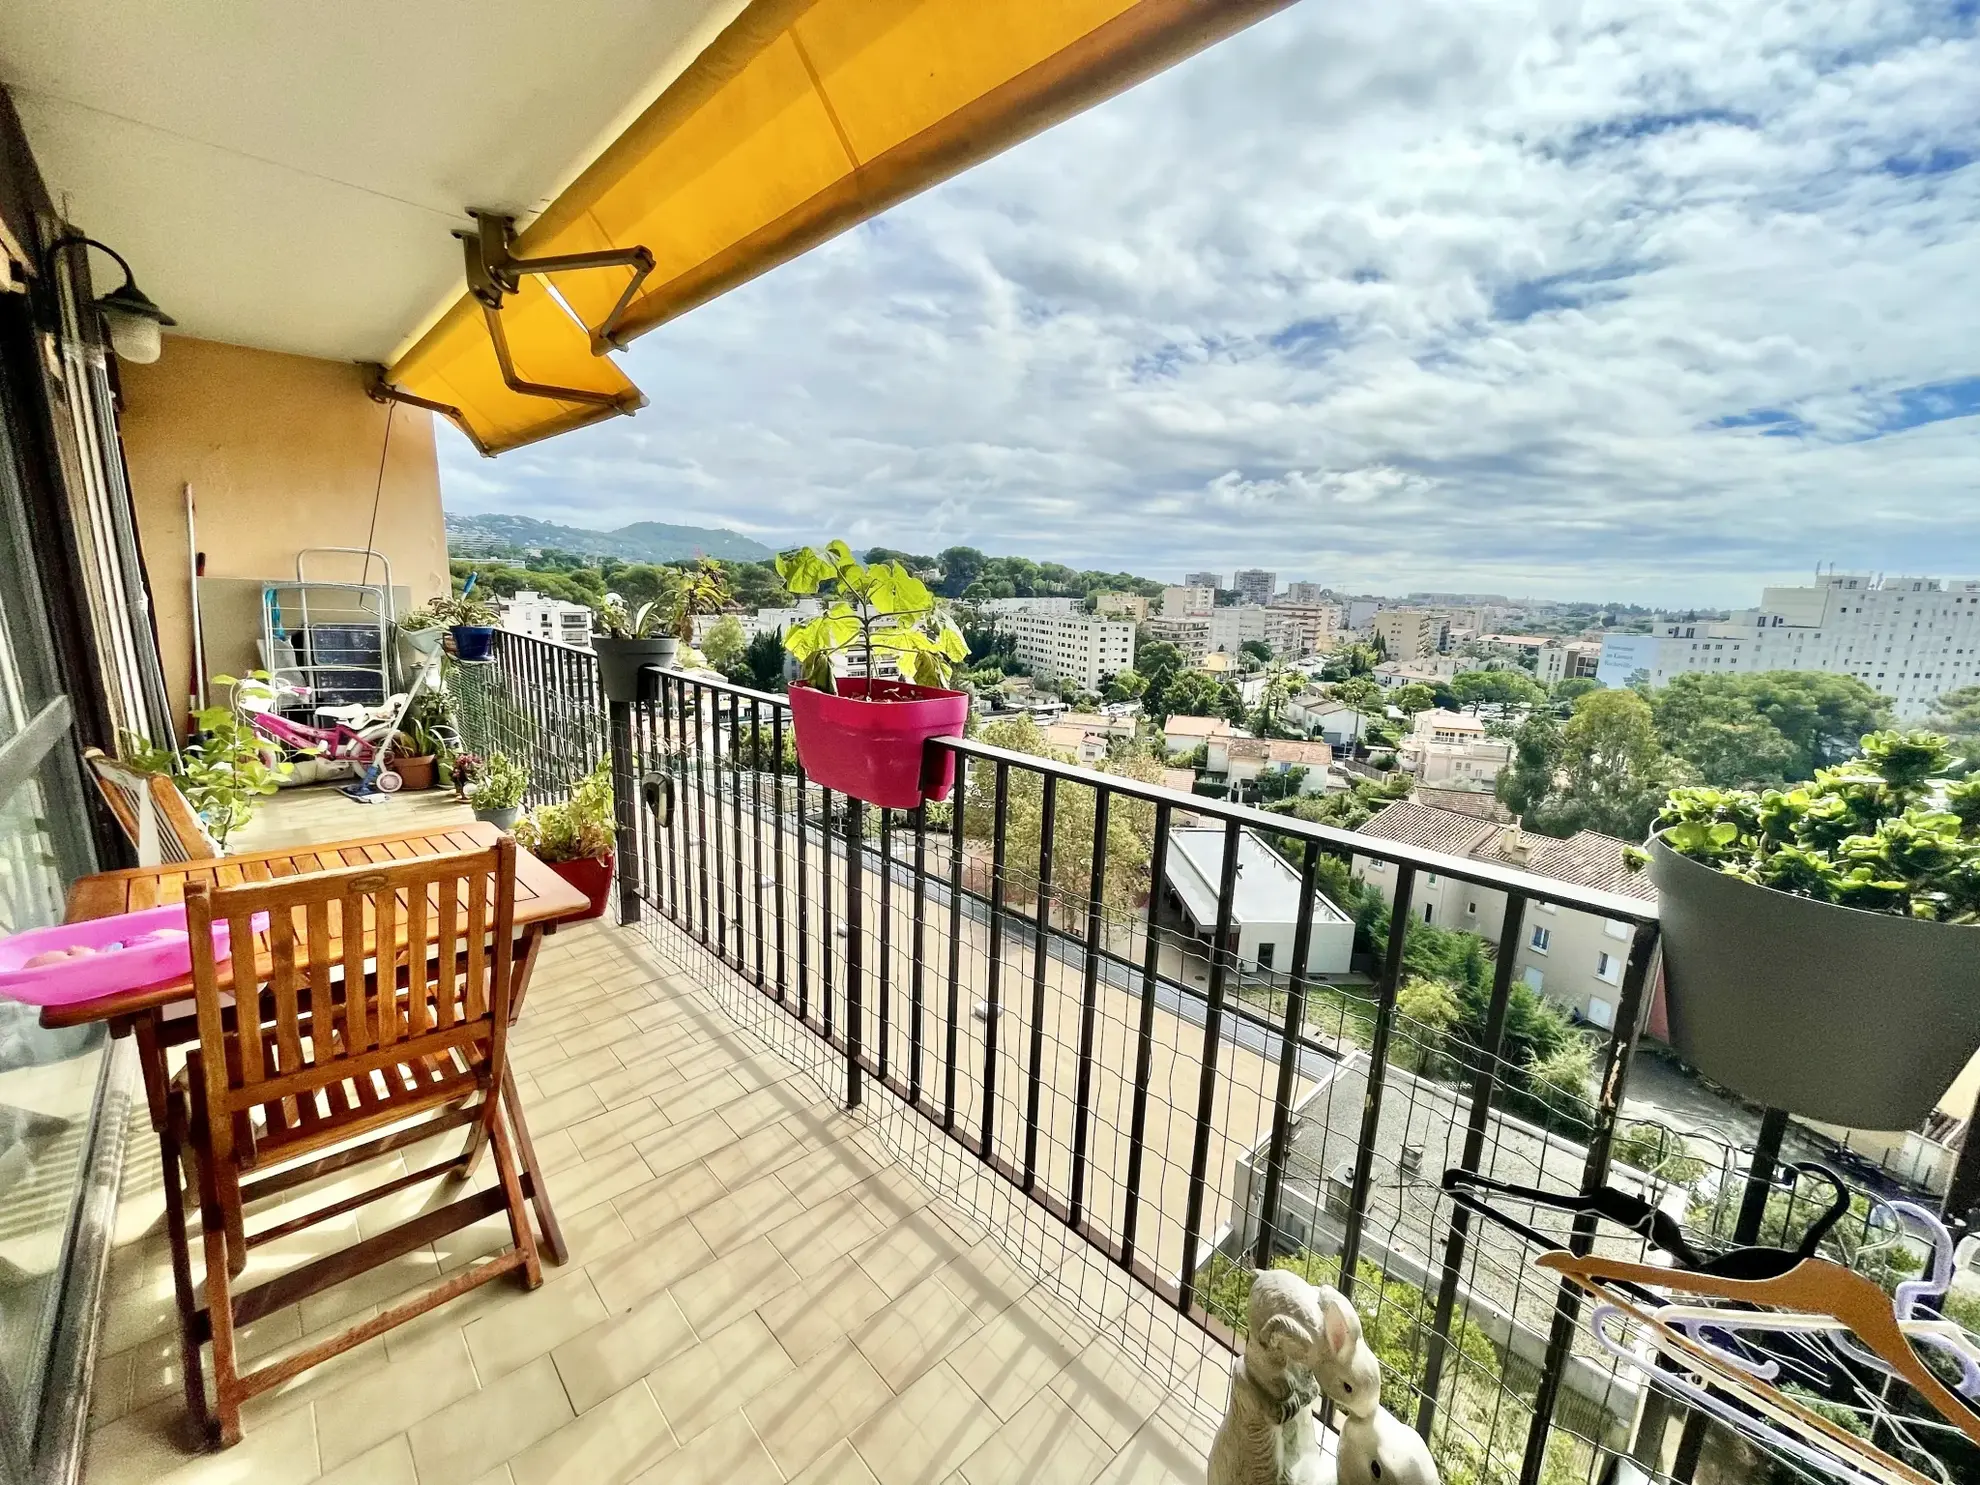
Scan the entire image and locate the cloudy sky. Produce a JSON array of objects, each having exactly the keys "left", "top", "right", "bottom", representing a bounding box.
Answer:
[{"left": 439, "top": 0, "right": 1980, "bottom": 607}]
